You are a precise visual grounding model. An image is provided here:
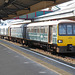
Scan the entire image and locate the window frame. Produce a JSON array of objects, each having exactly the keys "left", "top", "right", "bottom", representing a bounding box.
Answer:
[{"left": 58, "top": 23, "right": 75, "bottom": 36}]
